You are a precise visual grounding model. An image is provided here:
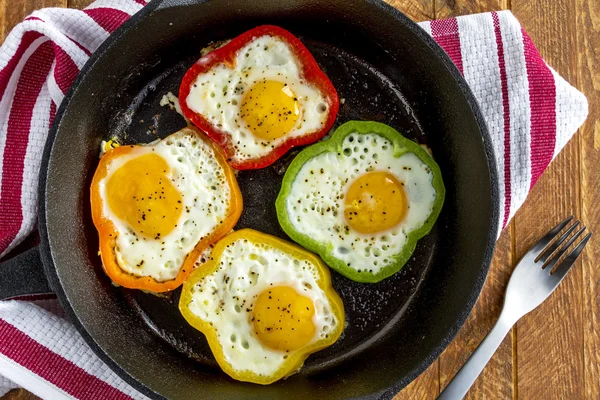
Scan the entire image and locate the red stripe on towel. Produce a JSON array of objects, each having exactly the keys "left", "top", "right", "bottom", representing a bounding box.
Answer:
[
  {"left": 522, "top": 29, "right": 557, "bottom": 189},
  {"left": 0, "top": 31, "right": 43, "bottom": 101},
  {"left": 83, "top": 8, "right": 130, "bottom": 34},
  {"left": 0, "top": 42, "right": 53, "bottom": 253},
  {"left": 492, "top": 12, "right": 512, "bottom": 229},
  {"left": 0, "top": 319, "right": 132, "bottom": 399},
  {"left": 430, "top": 18, "right": 464, "bottom": 74}
]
